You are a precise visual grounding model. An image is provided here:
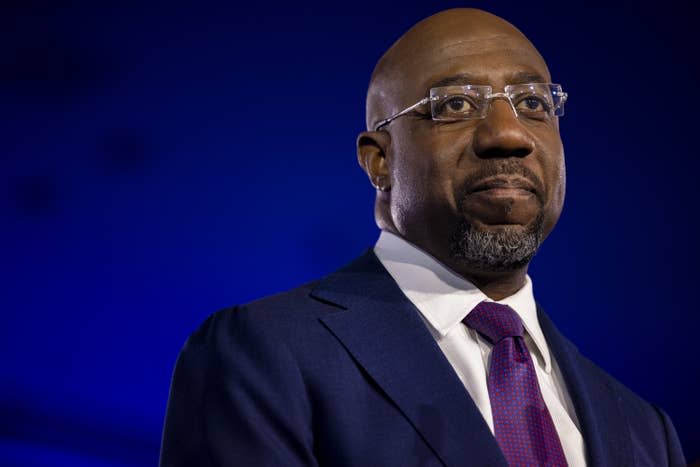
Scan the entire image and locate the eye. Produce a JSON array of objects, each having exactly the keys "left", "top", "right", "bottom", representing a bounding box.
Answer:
[
  {"left": 434, "top": 95, "right": 479, "bottom": 119},
  {"left": 514, "top": 94, "right": 551, "bottom": 114},
  {"left": 446, "top": 97, "right": 470, "bottom": 112}
]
